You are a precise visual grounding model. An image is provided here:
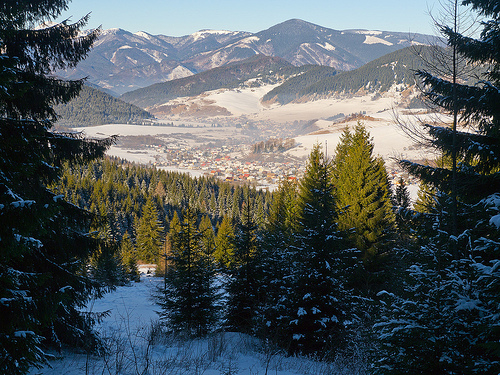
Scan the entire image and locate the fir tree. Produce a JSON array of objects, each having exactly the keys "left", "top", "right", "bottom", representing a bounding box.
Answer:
[
  {"left": 0, "top": 2, "right": 113, "bottom": 373},
  {"left": 158, "top": 207, "right": 219, "bottom": 337},
  {"left": 374, "top": 1, "right": 500, "bottom": 372},
  {"left": 135, "top": 197, "right": 164, "bottom": 263},
  {"left": 287, "top": 144, "right": 352, "bottom": 355}
]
